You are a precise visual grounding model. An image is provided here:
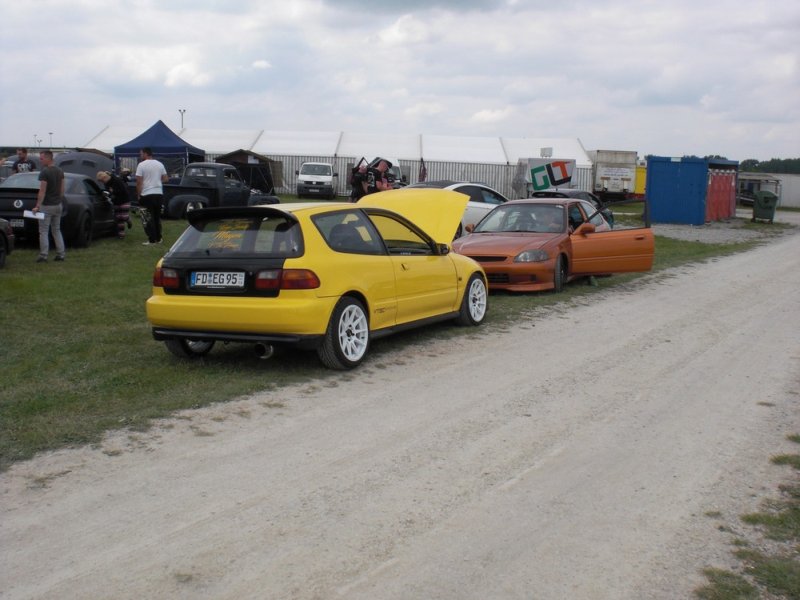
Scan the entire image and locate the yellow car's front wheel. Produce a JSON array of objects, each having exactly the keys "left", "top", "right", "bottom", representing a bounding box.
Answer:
[
  {"left": 456, "top": 273, "right": 488, "bottom": 326},
  {"left": 318, "top": 296, "right": 369, "bottom": 370}
]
